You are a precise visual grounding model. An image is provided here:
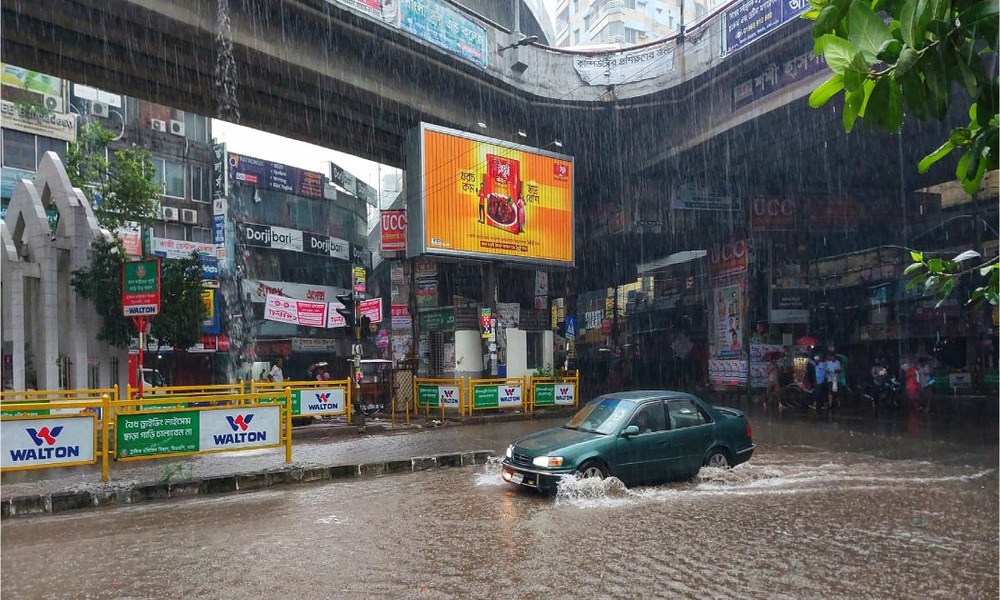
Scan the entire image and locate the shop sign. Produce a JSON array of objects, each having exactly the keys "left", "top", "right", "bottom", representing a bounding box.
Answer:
[
  {"left": 418, "top": 308, "right": 455, "bottom": 332},
  {"left": 0, "top": 99, "right": 77, "bottom": 142},
  {"left": 398, "top": 0, "right": 488, "bottom": 69},
  {"left": 380, "top": 209, "right": 406, "bottom": 252},
  {"left": 228, "top": 152, "right": 323, "bottom": 199},
  {"left": 708, "top": 240, "right": 748, "bottom": 277},
  {"left": 724, "top": 0, "right": 810, "bottom": 55},
  {"left": 149, "top": 237, "right": 216, "bottom": 260},
  {"left": 751, "top": 197, "right": 796, "bottom": 230},
  {"left": 122, "top": 259, "right": 161, "bottom": 317},
  {"left": 770, "top": 288, "right": 809, "bottom": 324}
]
